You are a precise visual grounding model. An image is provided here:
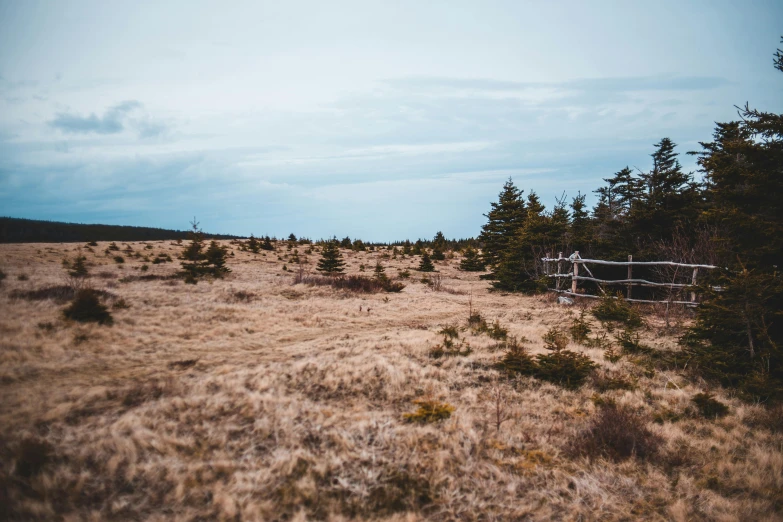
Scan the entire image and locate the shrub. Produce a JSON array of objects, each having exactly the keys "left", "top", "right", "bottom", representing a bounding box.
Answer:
[
  {"left": 542, "top": 326, "right": 569, "bottom": 351},
  {"left": 615, "top": 328, "right": 651, "bottom": 354},
  {"left": 534, "top": 350, "right": 597, "bottom": 389},
  {"left": 86, "top": 241, "right": 98, "bottom": 247},
  {"left": 294, "top": 272, "right": 403, "bottom": 293},
  {"left": 570, "top": 309, "right": 592, "bottom": 343},
  {"left": 63, "top": 288, "right": 113, "bottom": 325},
  {"left": 567, "top": 404, "right": 662, "bottom": 461},
  {"left": 592, "top": 294, "right": 643, "bottom": 328},
  {"left": 107, "top": 242, "right": 120, "bottom": 251},
  {"left": 315, "top": 240, "right": 346, "bottom": 274},
  {"left": 67, "top": 255, "right": 89, "bottom": 277},
  {"left": 10, "top": 285, "right": 114, "bottom": 303},
  {"left": 17, "top": 273, "right": 29, "bottom": 281},
  {"left": 487, "top": 320, "right": 508, "bottom": 340},
  {"left": 439, "top": 324, "right": 459, "bottom": 339},
  {"left": 0, "top": 268, "right": 5, "bottom": 284},
  {"left": 13, "top": 437, "right": 54, "bottom": 478},
  {"left": 113, "top": 255, "right": 125, "bottom": 264},
  {"left": 403, "top": 400, "right": 454, "bottom": 423},
  {"left": 496, "top": 337, "right": 537, "bottom": 376},
  {"left": 418, "top": 253, "right": 435, "bottom": 272},
  {"left": 691, "top": 392, "right": 729, "bottom": 419},
  {"left": 593, "top": 371, "right": 637, "bottom": 392},
  {"left": 459, "top": 247, "right": 486, "bottom": 271}
]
